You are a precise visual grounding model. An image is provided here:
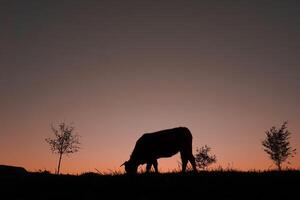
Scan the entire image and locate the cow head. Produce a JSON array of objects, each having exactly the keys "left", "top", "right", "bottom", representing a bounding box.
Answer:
[{"left": 121, "top": 160, "right": 138, "bottom": 174}]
